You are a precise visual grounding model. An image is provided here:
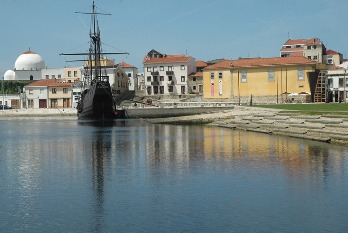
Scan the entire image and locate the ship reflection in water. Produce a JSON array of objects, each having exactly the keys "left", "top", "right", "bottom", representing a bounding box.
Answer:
[{"left": 0, "top": 119, "right": 347, "bottom": 232}]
